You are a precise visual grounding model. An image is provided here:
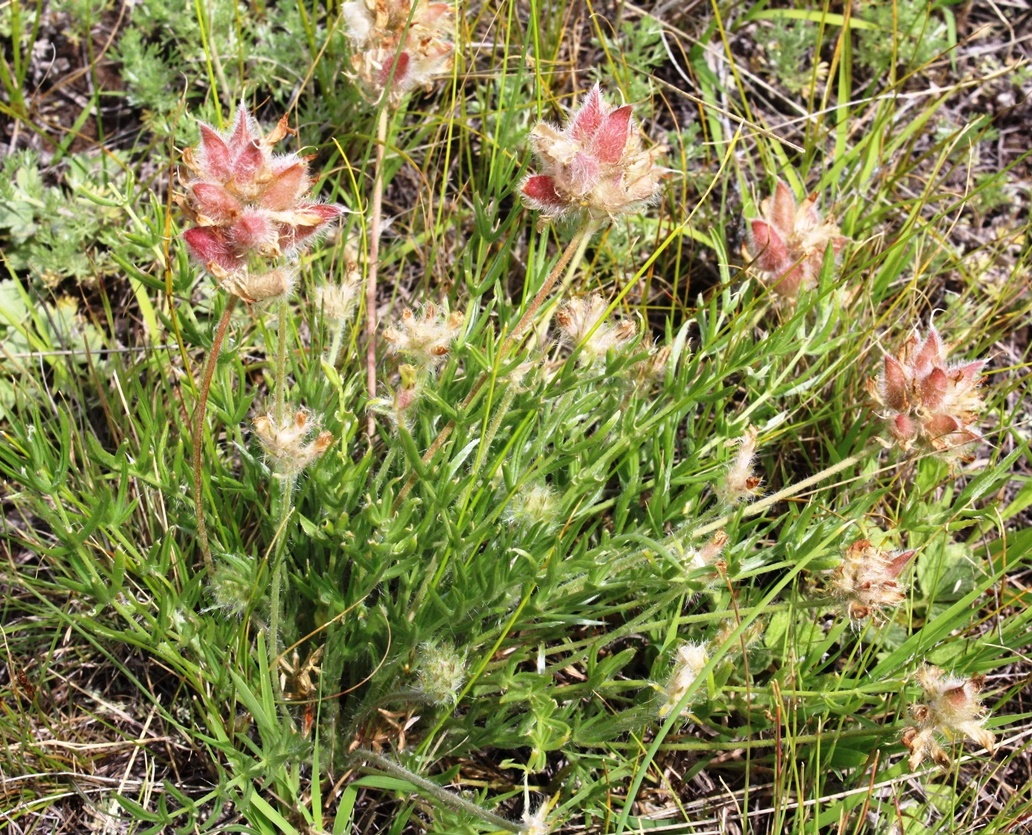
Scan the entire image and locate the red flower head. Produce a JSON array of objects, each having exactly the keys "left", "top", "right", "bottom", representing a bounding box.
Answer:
[
  {"left": 744, "top": 180, "right": 847, "bottom": 299},
  {"left": 178, "top": 105, "right": 344, "bottom": 300},
  {"left": 520, "top": 84, "right": 667, "bottom": 224},
  {"left": 866, "top": 325, "right": 986, "bottom": 456}
]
